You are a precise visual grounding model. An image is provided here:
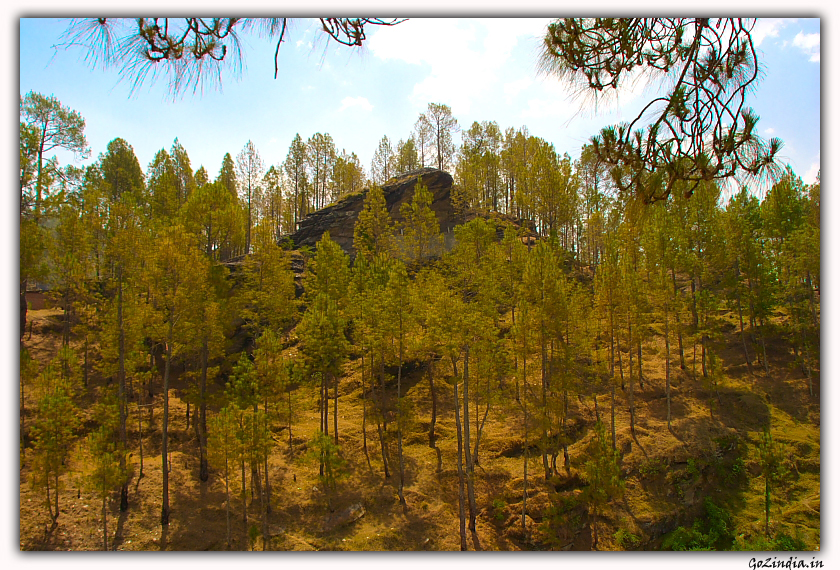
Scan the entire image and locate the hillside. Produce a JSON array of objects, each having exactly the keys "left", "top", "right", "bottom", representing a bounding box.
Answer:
[{"left": 19, "top": 260, "right": 820, "bottom": 551}]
